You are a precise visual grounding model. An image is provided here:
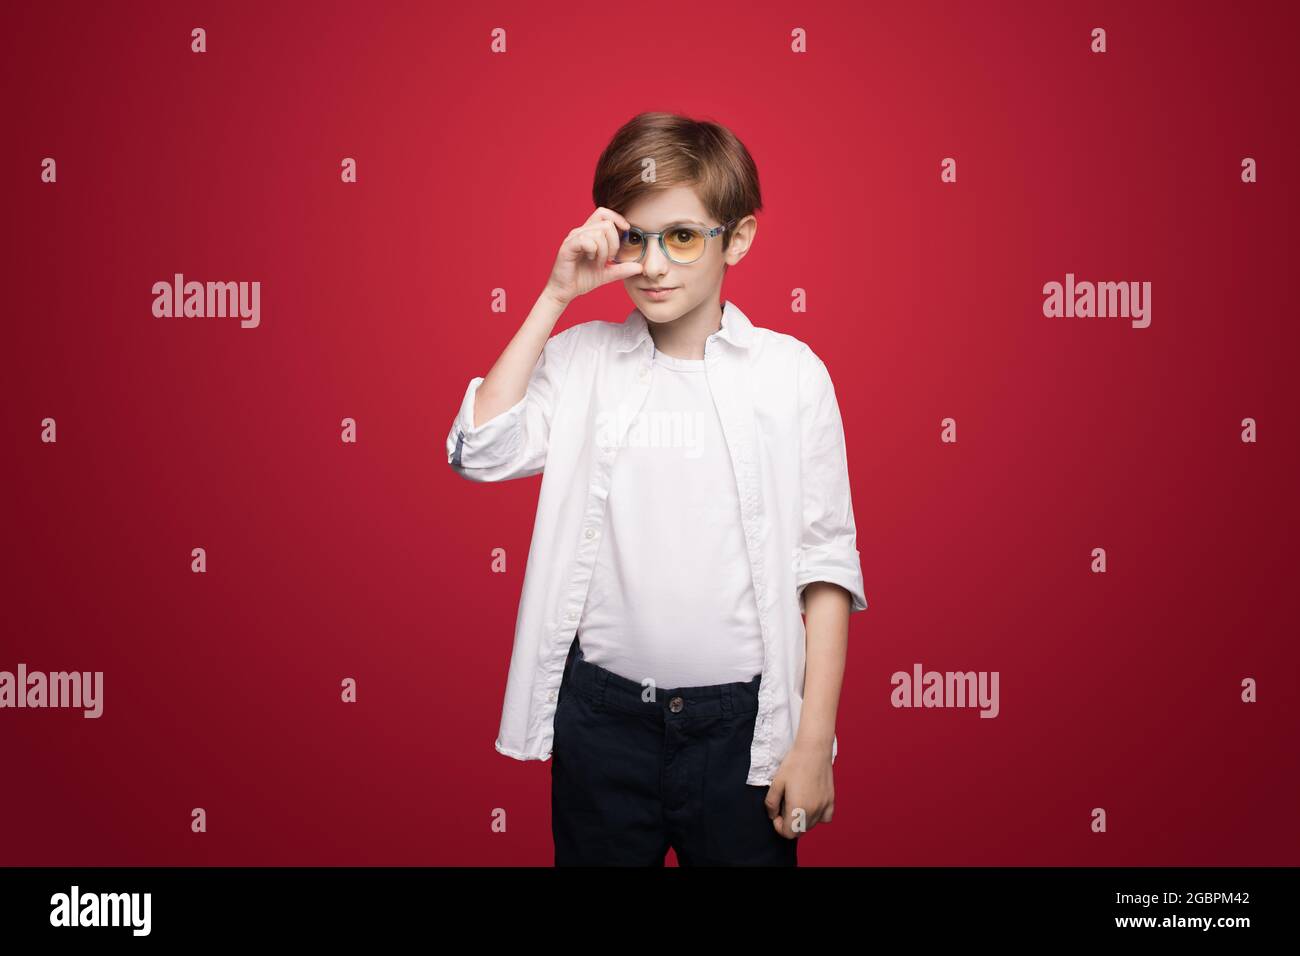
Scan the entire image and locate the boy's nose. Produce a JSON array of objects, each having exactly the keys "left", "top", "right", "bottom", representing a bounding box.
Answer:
[{"left": 641, "top": 243, "right": 672, "bottom": 275}]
